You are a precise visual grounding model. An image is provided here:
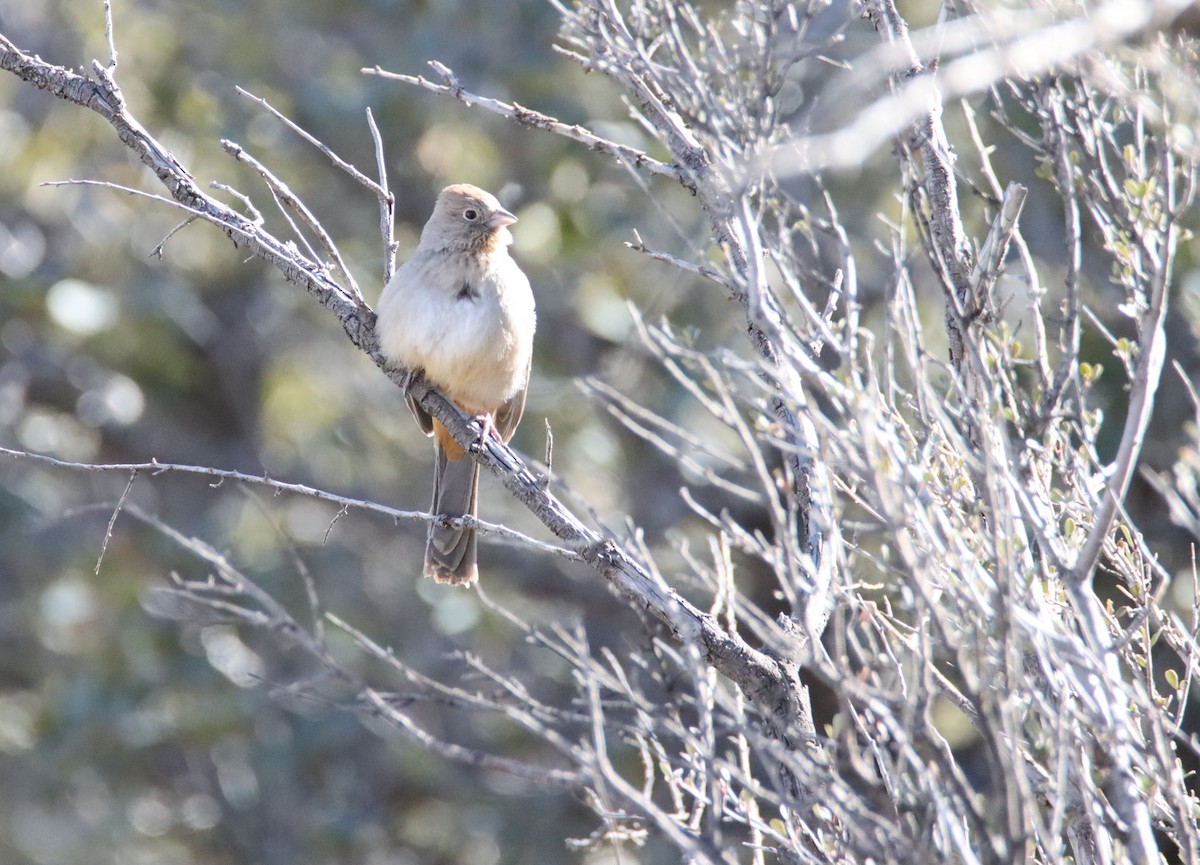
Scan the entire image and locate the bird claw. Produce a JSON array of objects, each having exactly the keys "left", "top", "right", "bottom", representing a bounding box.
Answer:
[
  {"left": 470, "top": 413, "right": 501, "bottom": 451},
  {"left": 400, "top": 366, "right": 421, "bottom": 393}
]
